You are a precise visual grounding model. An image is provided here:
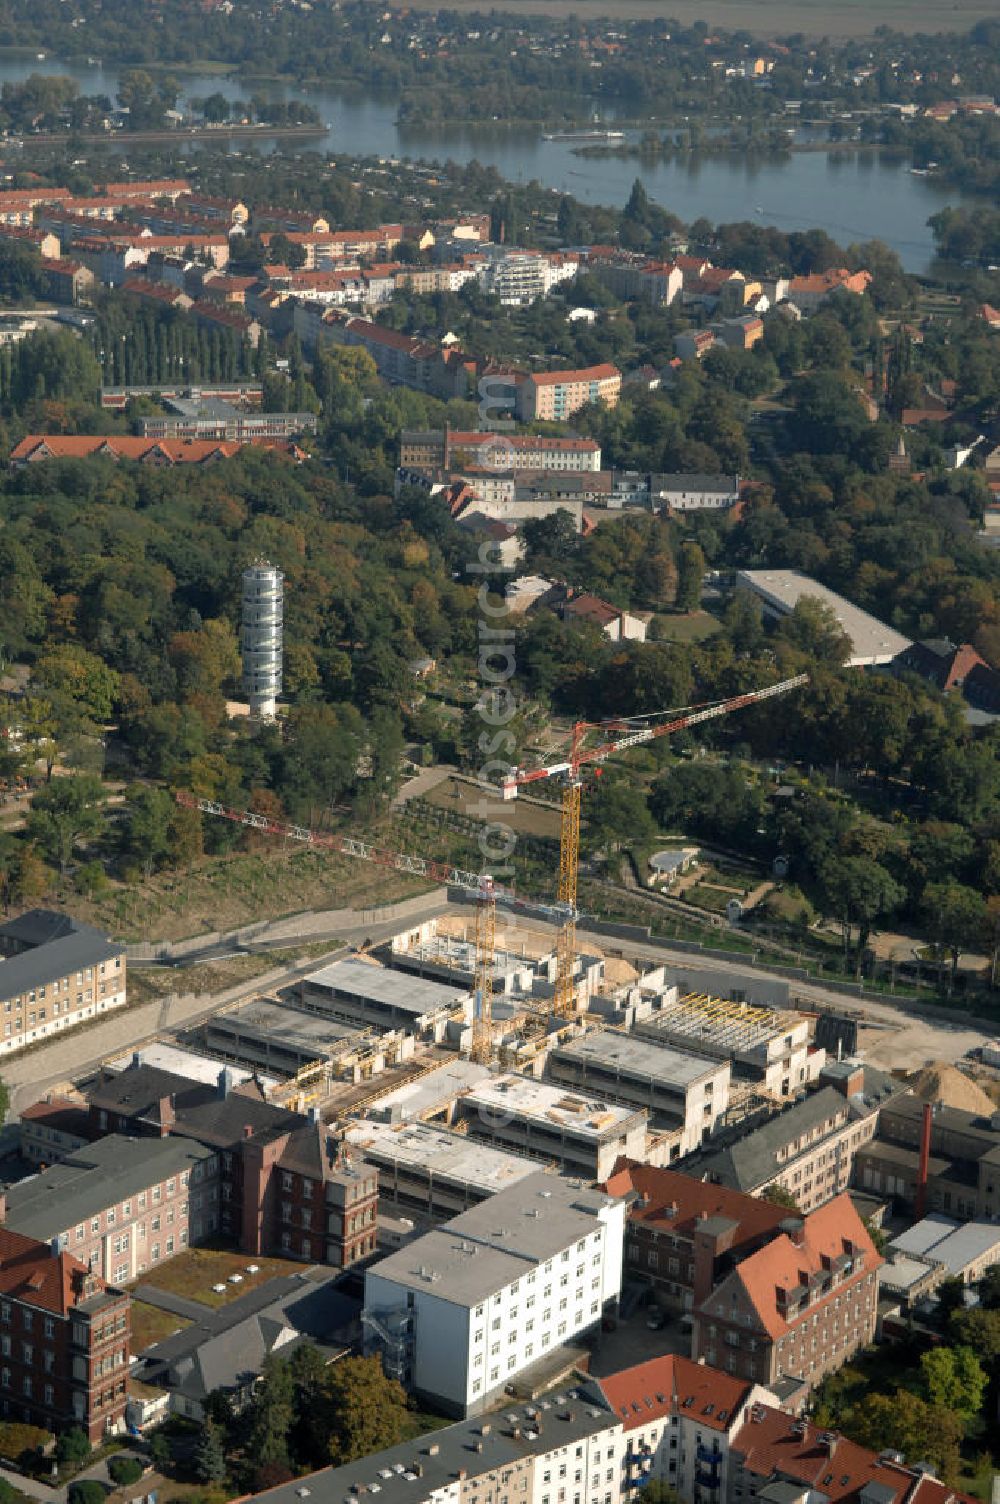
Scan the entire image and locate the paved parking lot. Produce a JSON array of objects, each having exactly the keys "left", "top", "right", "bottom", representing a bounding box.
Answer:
[{"left": 587, "top": 1304, "right": 691, "bottom": 1378}]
